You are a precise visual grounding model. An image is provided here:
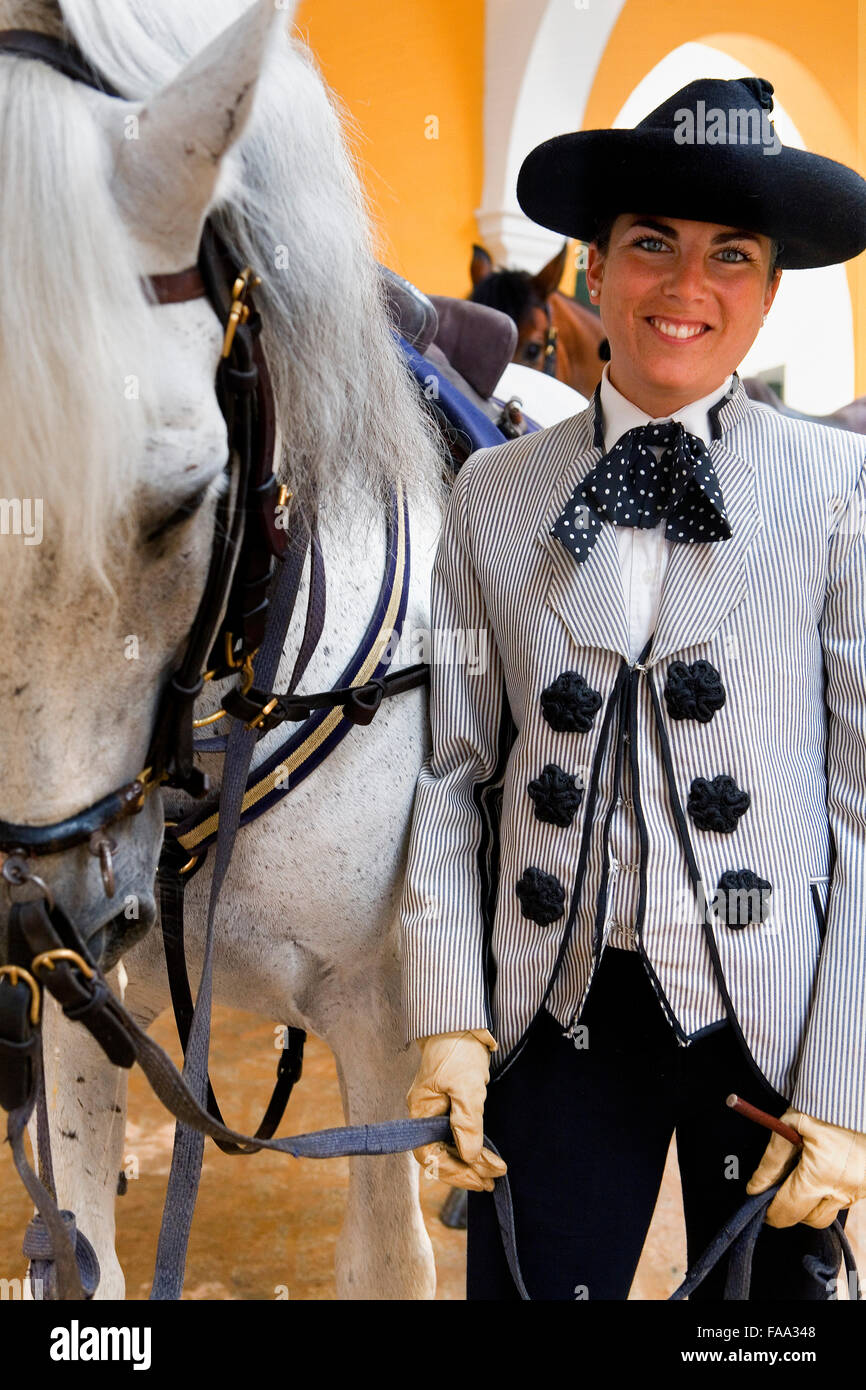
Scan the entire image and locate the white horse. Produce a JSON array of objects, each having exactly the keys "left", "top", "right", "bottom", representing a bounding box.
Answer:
[{"left": 0, "top": 0, "right": 449, "bottom": 1299}]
